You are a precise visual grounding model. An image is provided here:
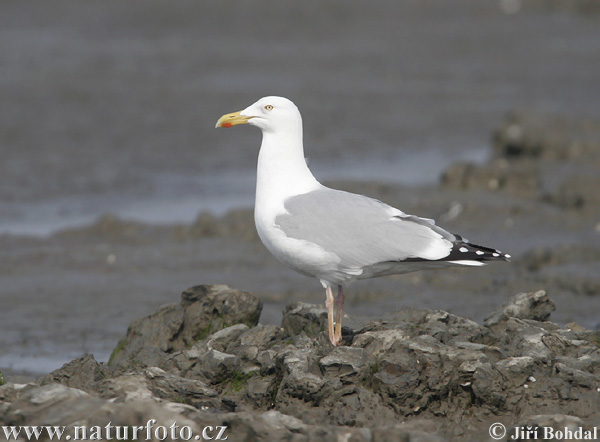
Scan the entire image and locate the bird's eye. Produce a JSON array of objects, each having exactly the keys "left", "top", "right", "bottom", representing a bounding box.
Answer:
[{"left": 264, "top": 105, "right": 274, "bottom": 111}]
